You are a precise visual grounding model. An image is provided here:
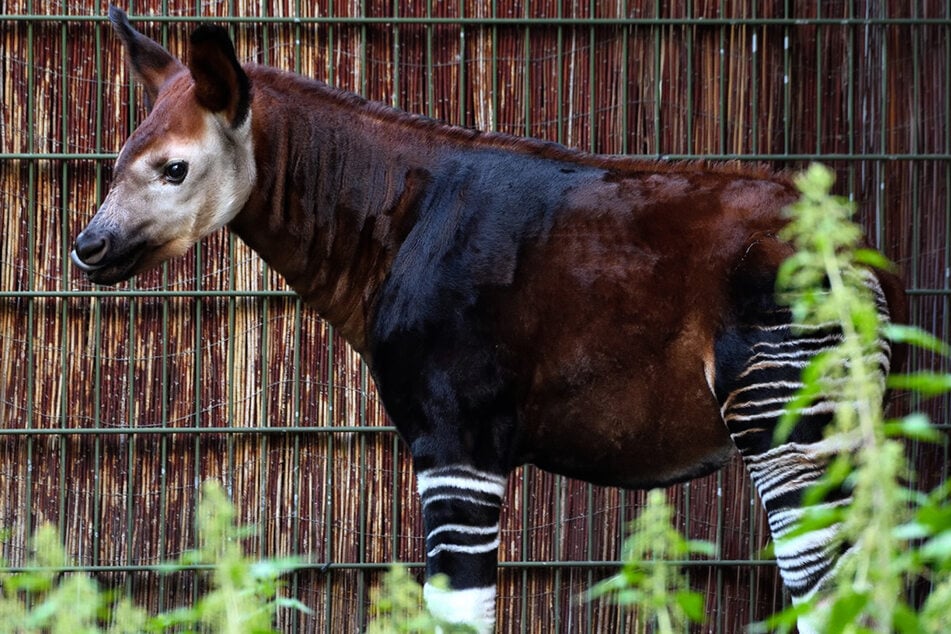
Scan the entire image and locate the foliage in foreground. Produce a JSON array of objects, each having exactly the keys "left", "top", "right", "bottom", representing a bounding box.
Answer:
[
  {"left": 765, "top": 163, "right": 951, "bottom": 633},
  {"left": 365, "top": 566, "right": 477, "bottom": 633},
  {"left": 585, "top": 489, "right": 714, "bottom": 633},
  {"left": 0, "top": 481, "right": 309, "bottom": 633}
]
